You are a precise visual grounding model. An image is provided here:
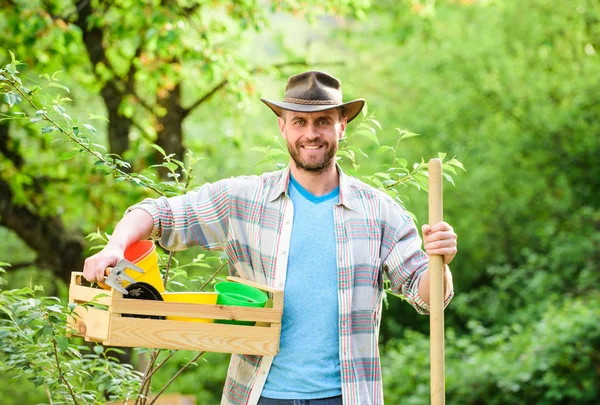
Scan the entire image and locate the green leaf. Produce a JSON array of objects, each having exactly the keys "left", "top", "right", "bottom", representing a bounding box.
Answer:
[
  {"left": 48, "top": 82, "right": 70, "bottom": 93},
  {"left": 396, "top": 128, "right": 420, "bottom": 140},
  {"left": 443, "top": 172, "right": 455, "bottom": 186},
  {"left": 377, "top": 145, "right": 394, "bottom": 155},
  {"left": 83, "top": 124, "right": 96, "bottom": 134},
  {"left": 368, "top": 118, "right": 382, "bottom": 131},
  {"left": 438, "top": 152, "right": 447, "bottom": 161},
  {"left": 60, "top": 150, "right": 78, "bottom": 160},
  {"left": 0, "top": 75, "right": 7, "bottom": 81},
  {"left": 41, "top": 126, "right": 56, "bottom": 134},
  {"left": 88, "top": 111, "right": 109, "bottom": 122},
  {"left": 30, "top": 117, "right": 42, "bottom": 123},
  {"left": 39, "top": 73, "right": 51, "bottom": 81},
  {"left": 395, "top": 158, "right": 408, "bottom": 168},
  {"left": 151, "top": 144, "right": 167, "bottom": 157},
  {"left": 93, "top": 345, "right": 104, "bottom": 355},
  {"left": 353, "top": 128, "right": 379, "bottom": 145},
  {"left": 446, "top": 157, "right": 466, "bottom": 171},
  {"left": 56, "top": 336, "right": 69, "bottom": 352},
  {"left": 4, "top": 92, "right": 16, "bottom": 107},
  {"left": 51, "top": 70, "right": 64, "bottom": 81},
  {"left": 36, "top": 110, "right": 47, "bottom": 116},
  {"left": 442, "top": 163, "right": 457, "bottom": 175}
]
